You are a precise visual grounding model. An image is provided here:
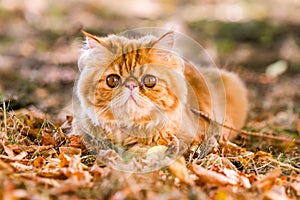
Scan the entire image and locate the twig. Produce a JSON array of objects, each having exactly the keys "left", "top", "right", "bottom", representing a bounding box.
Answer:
[
  {"left": 2, "top": 101, "right": 8, "bottom": 138},
  {"left": 190, "top": 107, "right": 300, "bottom": 145},
  {"left": 267, "top": 157, "right": 300, "bottom": 173}
]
